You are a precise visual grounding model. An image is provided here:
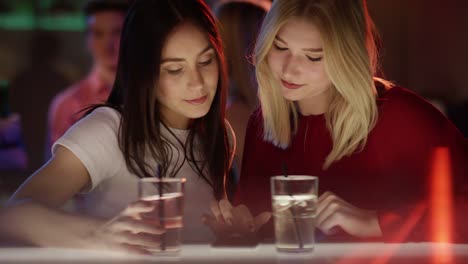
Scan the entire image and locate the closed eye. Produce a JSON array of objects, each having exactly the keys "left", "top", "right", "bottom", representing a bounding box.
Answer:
[
  {"left": 273, "top": 43, "right": 287, "bottom": 51},
  {"left": 199, "top": 57, "right": 213, "bottom": 66},
  {"left": 167, "top": 68, "right": 183, "bottom": 75},
  {"left": 307, "top": 56, "right": 322, "bottom": 62}
]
